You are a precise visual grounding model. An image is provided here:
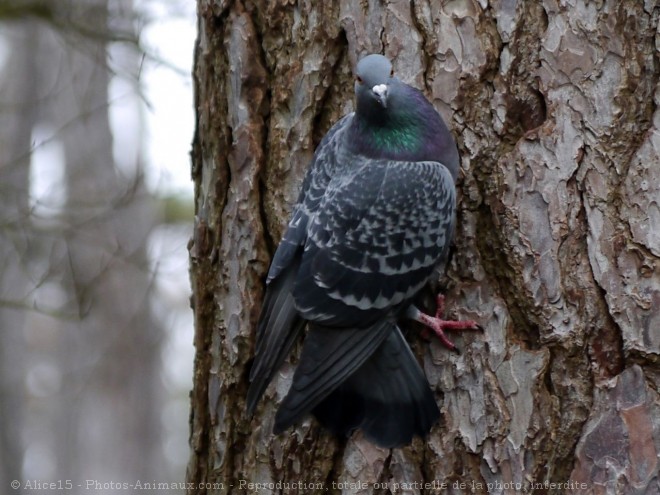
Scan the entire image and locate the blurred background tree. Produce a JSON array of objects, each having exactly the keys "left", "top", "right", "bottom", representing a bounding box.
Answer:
[{"left": 0, "top": 0, "right": 194, "bottom": 491}]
